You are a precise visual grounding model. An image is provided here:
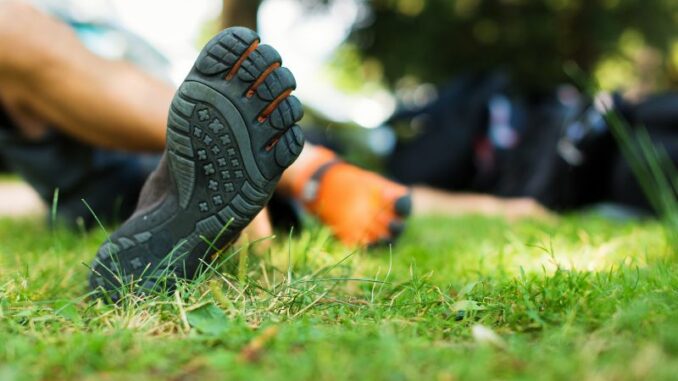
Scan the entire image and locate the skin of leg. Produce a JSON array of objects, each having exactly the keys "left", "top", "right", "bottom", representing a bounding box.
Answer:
[
  {"left": 412, "top": 186, "right": 554, "bottom": 221},
  {"left": 238, "top": 208, "right": 274, "bottom": 253},
  {"left": 0, "top": 91, "right": 50, "bottom": 140},
  {"left": 0, "top": 1, "right": 169, "bottom": 151}
]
